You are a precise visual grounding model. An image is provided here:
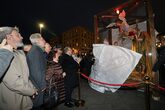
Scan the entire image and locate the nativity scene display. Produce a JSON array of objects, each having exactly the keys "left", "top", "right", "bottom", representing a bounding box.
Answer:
[{"left": 93, "top": 0, "right": 157, "bottom": 82}]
